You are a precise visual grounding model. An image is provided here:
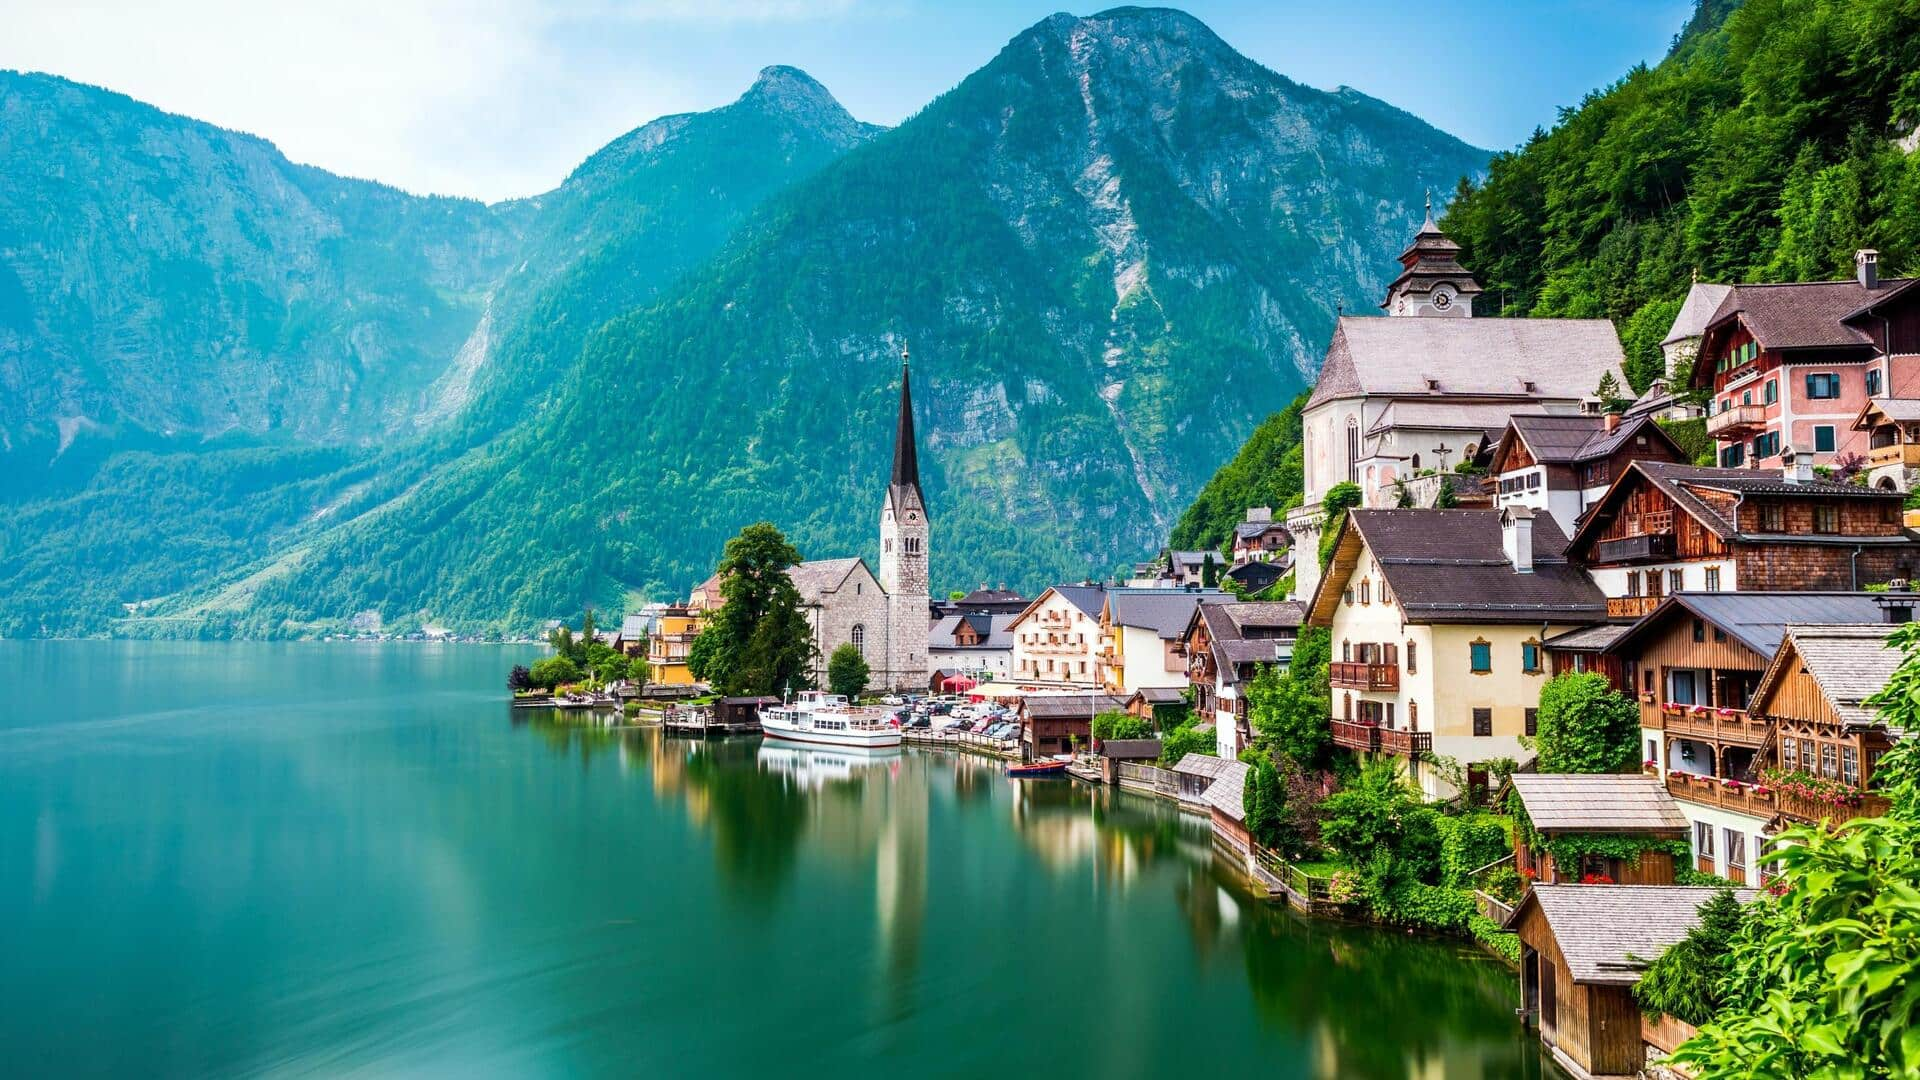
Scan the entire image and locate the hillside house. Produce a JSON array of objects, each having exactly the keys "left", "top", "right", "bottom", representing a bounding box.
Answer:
[
  {"left": 1488, "top": 412, "right": 1687, "bottom": 535},
  {"left": 1181, "top": 600, "right": 1306, "bottom": 758},
  {"left": 1097, "top": 588, "right": 1225, "bottom": 696},
  {"left": 1231, "top": 507, "right": 1292, "bottom": 565},
  {"left": 1008, "top": 585, "right": 1107, "bottom": 687}
]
